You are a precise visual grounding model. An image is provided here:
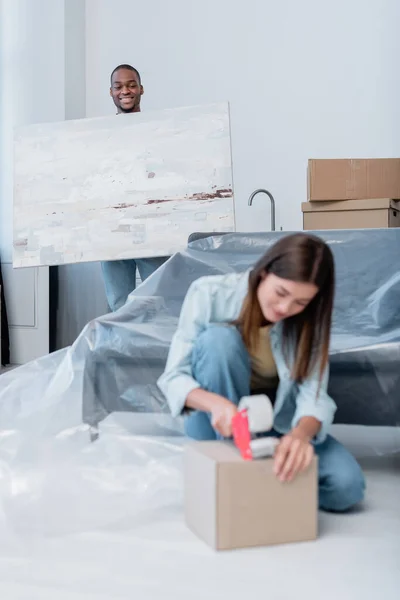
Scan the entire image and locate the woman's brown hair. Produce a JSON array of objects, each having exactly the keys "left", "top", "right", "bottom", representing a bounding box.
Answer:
[{"left": 235, "top": 233, "right": 335, "bottom": 385}]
